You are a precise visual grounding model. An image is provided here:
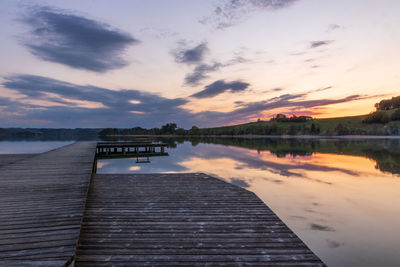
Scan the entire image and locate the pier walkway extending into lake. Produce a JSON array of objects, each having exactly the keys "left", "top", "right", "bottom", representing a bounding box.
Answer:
[
  {"left": 0, "top": 142, "right": 325, "bottom": 266},
  {"left": 0, "top": 142, "right": 97, "bottom": 266}
]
